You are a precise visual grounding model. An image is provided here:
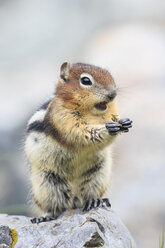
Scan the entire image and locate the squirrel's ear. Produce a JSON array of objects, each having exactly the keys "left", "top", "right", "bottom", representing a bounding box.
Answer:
[{"left": 60, "top": 62, "right": 70, "bottom": 82}]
